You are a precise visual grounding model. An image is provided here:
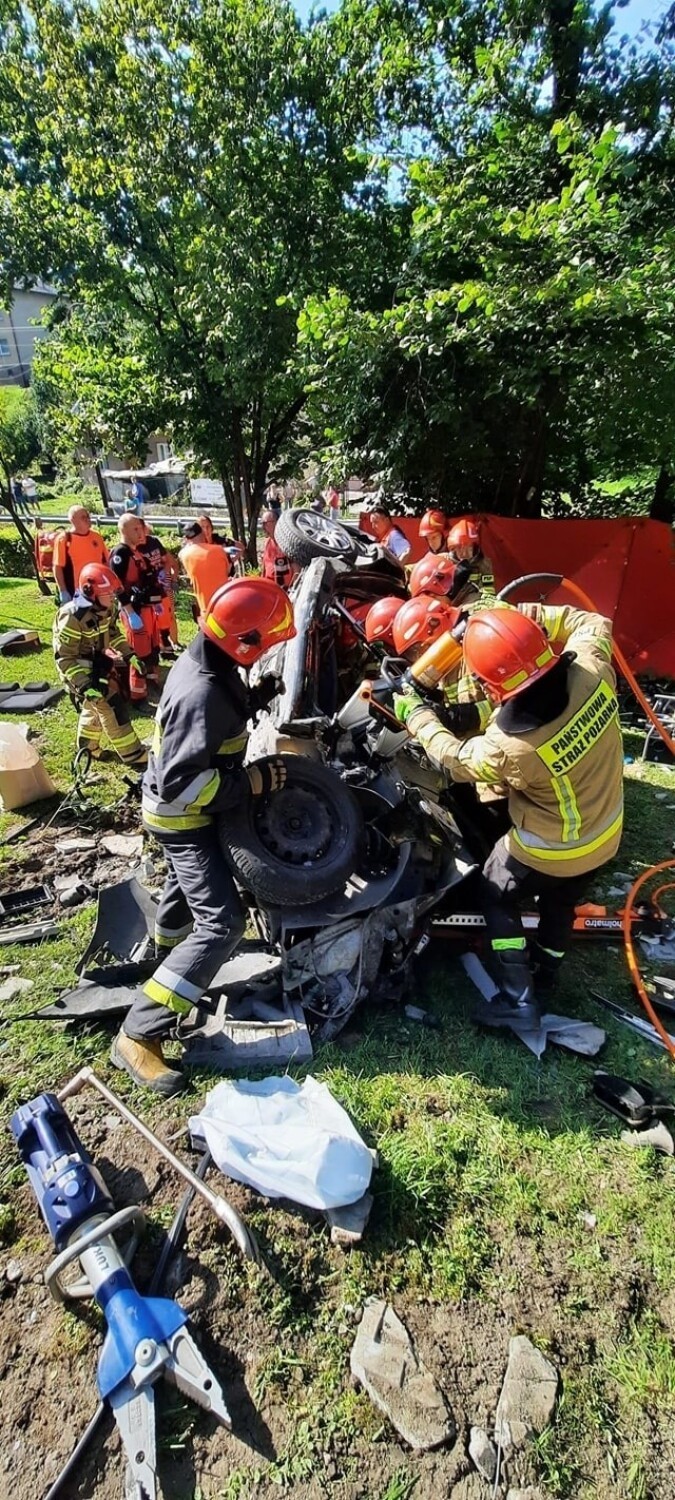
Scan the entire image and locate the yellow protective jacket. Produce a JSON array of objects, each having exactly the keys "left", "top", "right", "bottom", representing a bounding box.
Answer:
[
  {"left": 53, "top": 597, "right": 130, "bottom": 697},
  {"left": 407, "top": 606, "right": 623, "bottom": 877}
]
